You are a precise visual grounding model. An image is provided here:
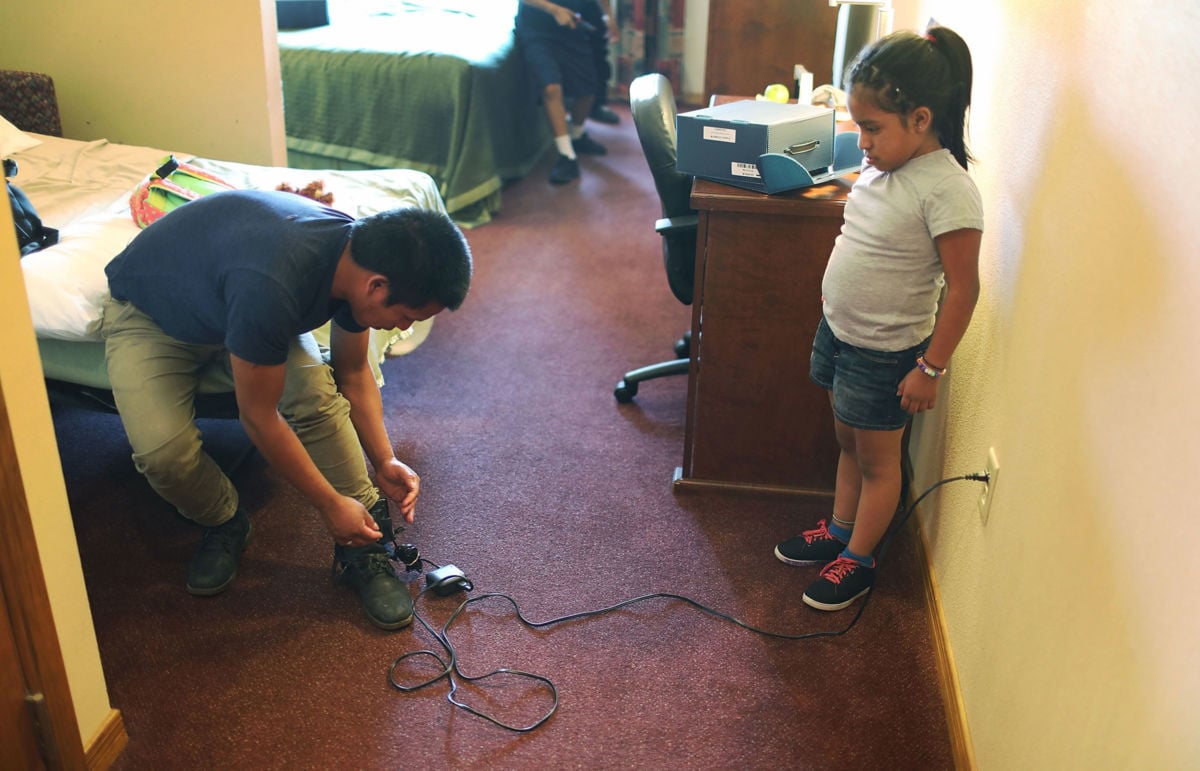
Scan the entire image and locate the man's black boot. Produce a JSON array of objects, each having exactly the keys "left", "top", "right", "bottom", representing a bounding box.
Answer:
[
  {"left": 332, "top": 498, "right": 416, "bottom": 629},
  {"left": 333, "top": 542, "right": 414, "bottom": 630},
  {"left": 186, "top": 509, "right": 252, "bottom": 596}
]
